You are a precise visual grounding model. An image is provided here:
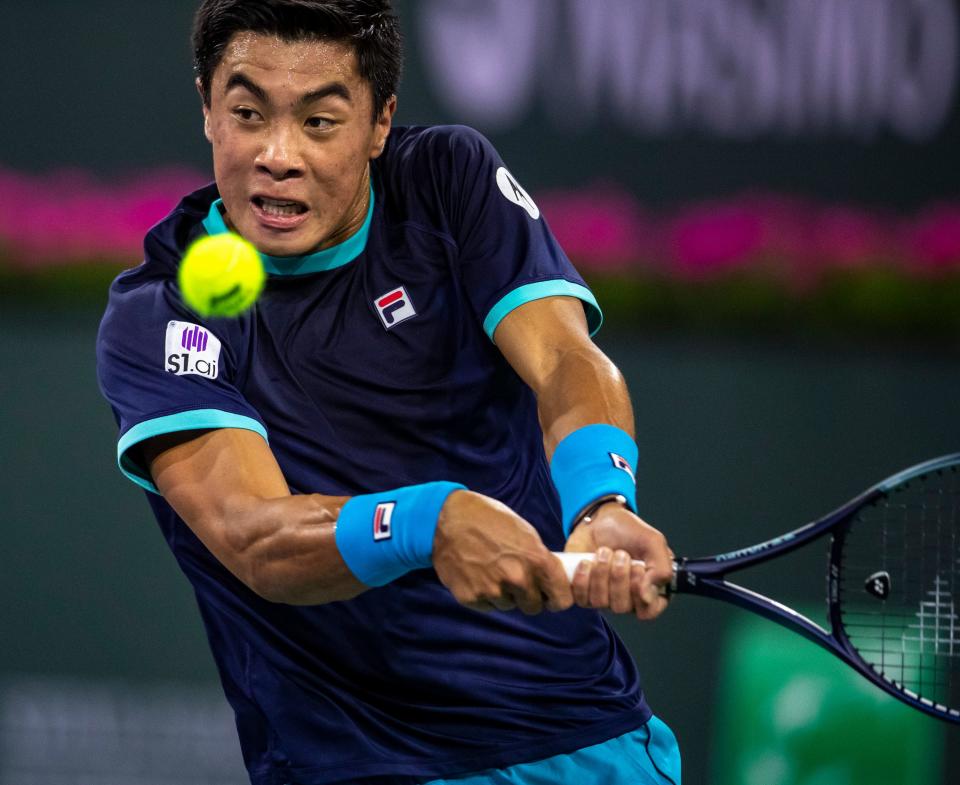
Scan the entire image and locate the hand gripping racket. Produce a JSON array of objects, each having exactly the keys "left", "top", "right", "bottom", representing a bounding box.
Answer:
[{"left": 555, "top": 453, "right": 960, "bottom": 724}]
